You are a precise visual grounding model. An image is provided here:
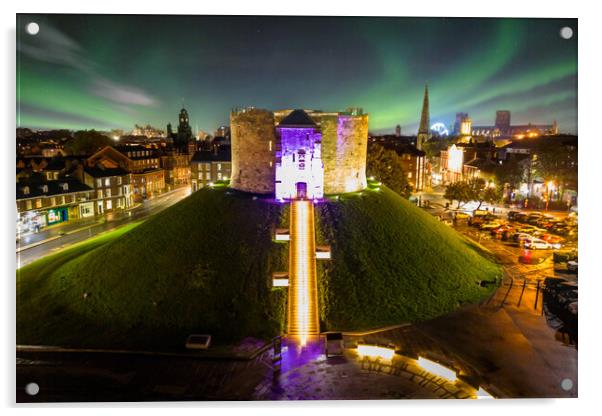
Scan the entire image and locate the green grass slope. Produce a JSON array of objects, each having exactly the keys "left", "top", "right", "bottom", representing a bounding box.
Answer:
[
  {"left": 316, "top": 186, "right": 502, "bottom": 331},
  {"left": 18, "top": 184, "right": 500, "bottom": 350},
  {"left": 17, "top": 187, "right": 288, "bottom": 349}
]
